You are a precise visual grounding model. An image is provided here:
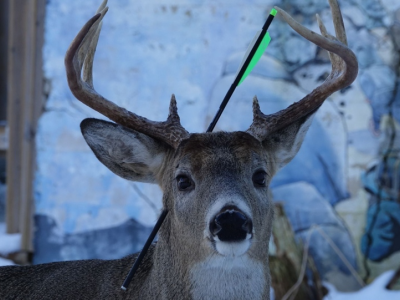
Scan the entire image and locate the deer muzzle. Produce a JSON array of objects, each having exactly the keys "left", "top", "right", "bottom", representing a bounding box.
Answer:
[{"left": 209, "top": 206, "right": 253, "bottom": 242}]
